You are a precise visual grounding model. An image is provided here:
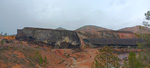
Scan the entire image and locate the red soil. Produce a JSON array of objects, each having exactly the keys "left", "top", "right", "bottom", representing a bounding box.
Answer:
[{"left": 0, "top": 40, "right": 142, "bottom": 68}]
